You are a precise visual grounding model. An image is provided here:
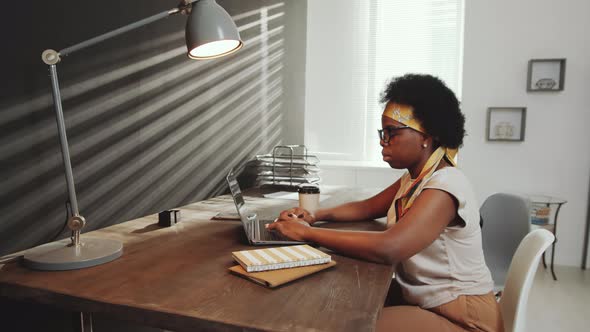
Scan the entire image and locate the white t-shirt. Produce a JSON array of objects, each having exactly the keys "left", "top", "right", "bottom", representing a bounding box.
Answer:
[{"left": 387, "top": 167, "right": 494, "bottom": 309}]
